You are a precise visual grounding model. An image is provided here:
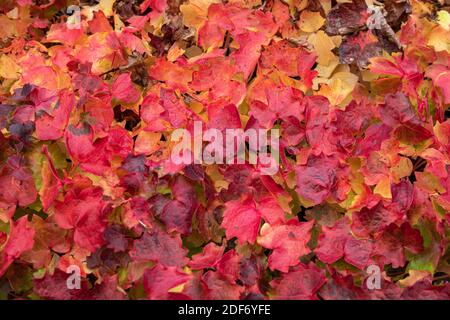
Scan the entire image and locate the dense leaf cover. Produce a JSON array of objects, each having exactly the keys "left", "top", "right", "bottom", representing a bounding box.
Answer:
[{"left": 0, "top": 0, "right": 450, "bottom": 300}]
